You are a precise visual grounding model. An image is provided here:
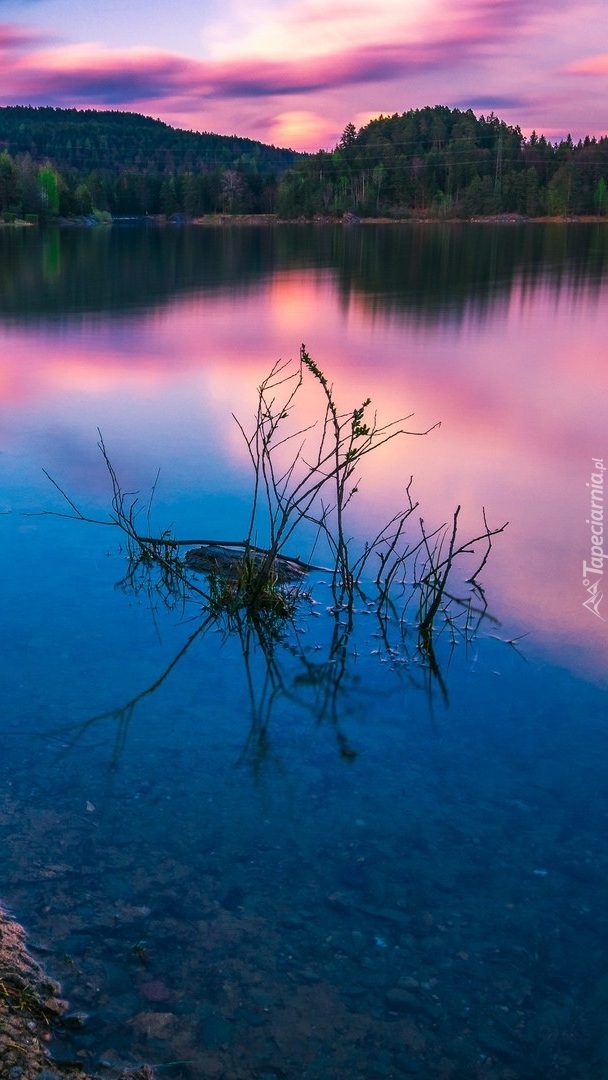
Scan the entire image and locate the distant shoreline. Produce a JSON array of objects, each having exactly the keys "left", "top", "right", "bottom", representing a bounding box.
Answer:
[
  {"left": 188, "top": 213, "right": 608, "bottom": 227},
  {"left": 2, "top": 212, "right": 608, "bottom": 228}
]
